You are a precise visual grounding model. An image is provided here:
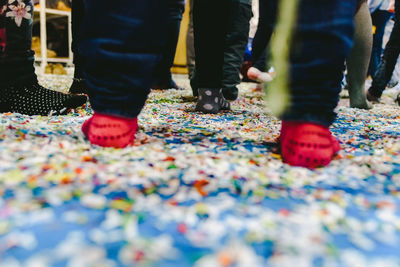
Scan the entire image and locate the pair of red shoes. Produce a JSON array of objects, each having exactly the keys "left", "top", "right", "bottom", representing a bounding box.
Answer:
[{"left": 82, "top": 114, "right": 340, "bottom": 168}]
